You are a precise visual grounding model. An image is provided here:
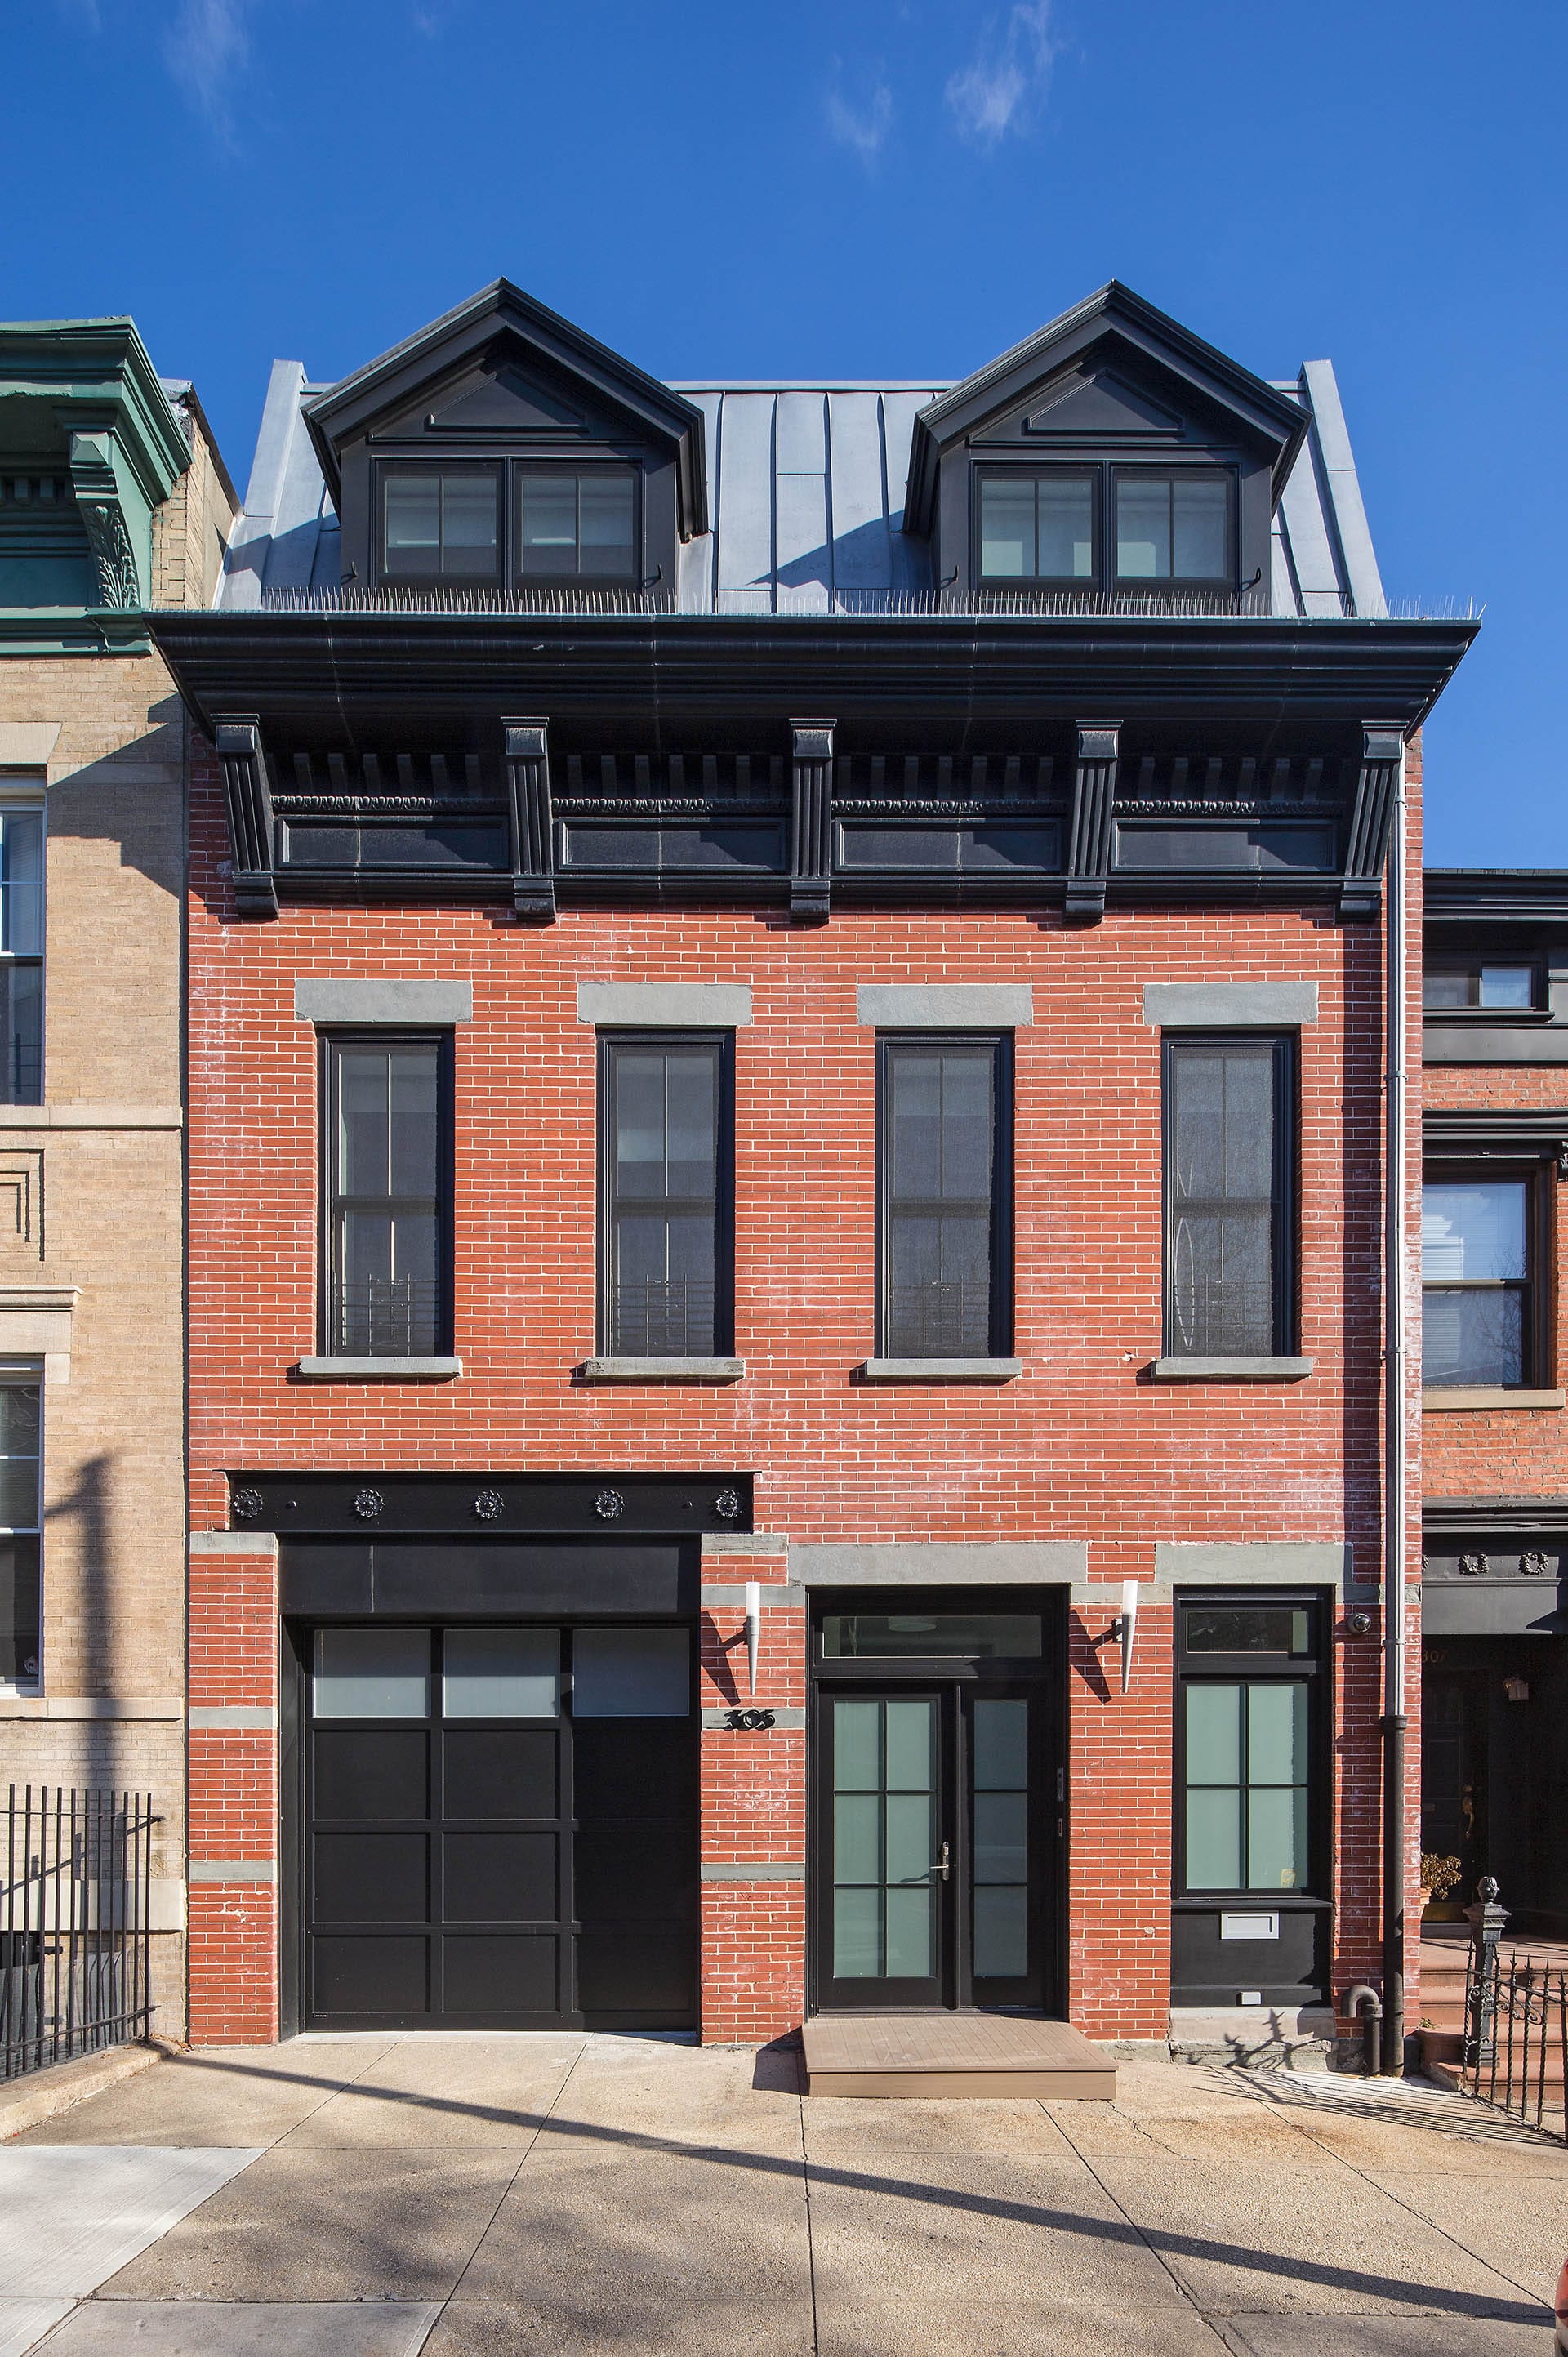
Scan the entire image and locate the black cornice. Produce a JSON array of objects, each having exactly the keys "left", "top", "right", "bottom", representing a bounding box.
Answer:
[
  {"left": 150, "top": 611, "right": 1477, "bottom": 740},
  {"left": 1423, "top": 869, "right": 1568, "bottom": 928}
]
